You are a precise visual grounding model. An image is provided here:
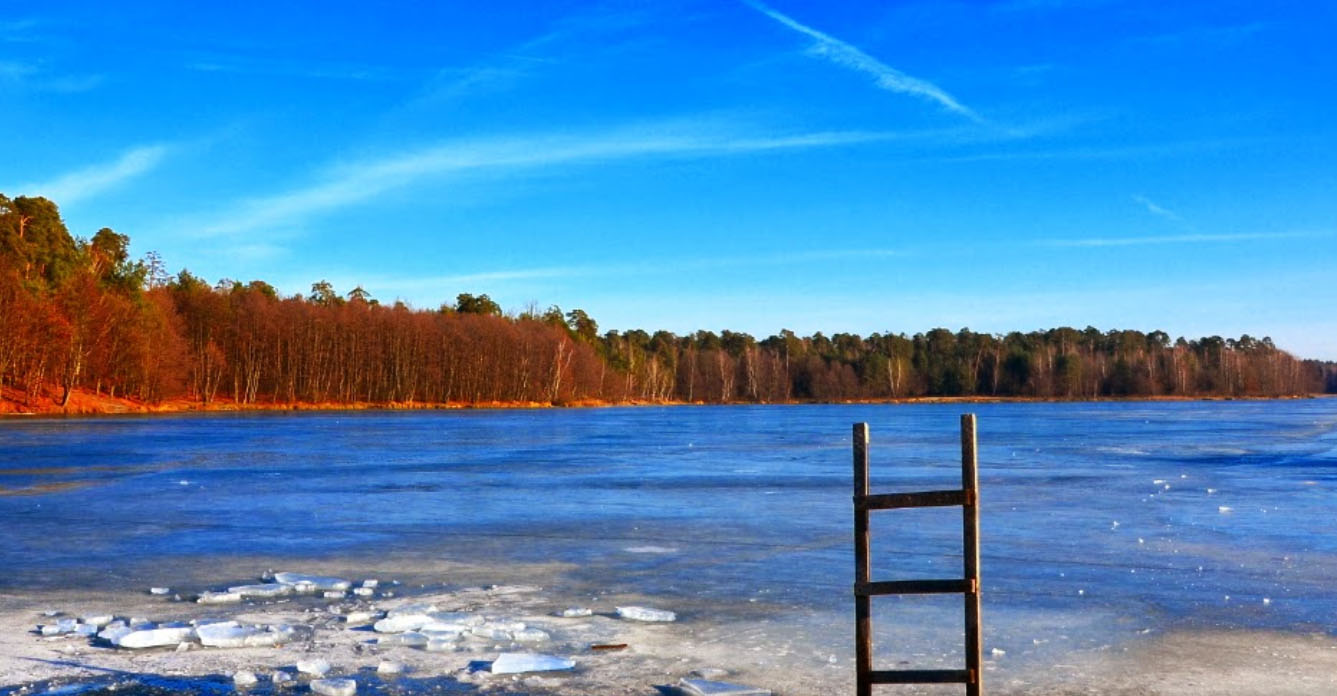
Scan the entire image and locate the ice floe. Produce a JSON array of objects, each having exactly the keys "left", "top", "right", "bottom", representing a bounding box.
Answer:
[
  {"left": 226, "top": 583, "right": 291, "bottom": 599},
  {"left": 490, "top": 652, "right": 575, "bottom": 674},
  {"left": 233, "top": 670, "right": 259, "bottom": 687},
  {"left": 196, "top": 591, "right": 243, "bottom": 605},
  {"left": 678, "top": 678, "right": 772, "bottom": 696},
  {"left": 296, "top": 658, "right": 332, "bottom": 676},
  {"left": 195, "top": 621, "right": 294, "bottom": 648},
  {"left": 558, "top": 607, "right": 592, "bottom": 618},
  {"left": 272, "top": 572, "right": 352, "bottom": 592},
  {"left": 617, "top": 606, "right": 676, "bottom": 622},
  {"left": 116, "top": 626, "right": 194, "bottom": 649},
  {"left": 310, "top": 678, "right": 357, "bottom": 696}
]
